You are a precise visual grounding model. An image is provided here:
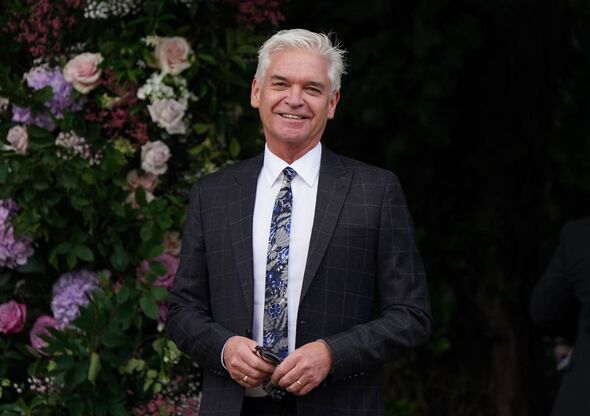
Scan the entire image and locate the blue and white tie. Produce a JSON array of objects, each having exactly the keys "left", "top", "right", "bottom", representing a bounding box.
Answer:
[{"left": 263, "top": 167, "right": 296, "bottom": 361}]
